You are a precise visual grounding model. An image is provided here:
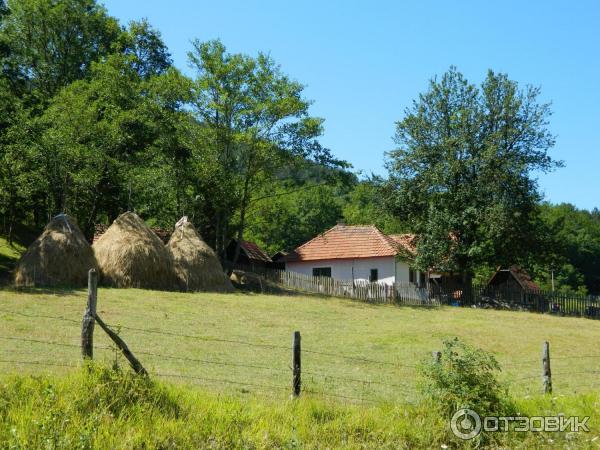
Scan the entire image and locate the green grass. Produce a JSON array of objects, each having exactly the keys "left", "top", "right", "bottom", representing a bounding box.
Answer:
[
  {"left": 0, "top": 288, "right": 599, "bottom": 447},
  {"left": 1, "top": 365, "right": 598, "bottom": 449},
  {"left": 1, "top": 288, "right": 599, "bottom": 399},
  {"left": 0, "top": 236, "right": 25, "bottom": 278}
]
